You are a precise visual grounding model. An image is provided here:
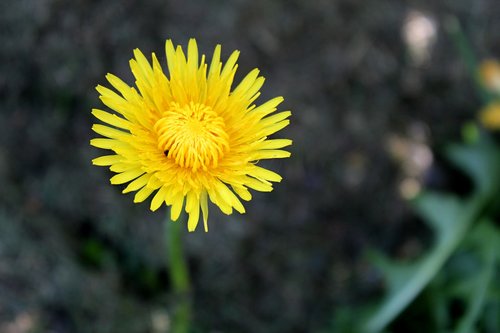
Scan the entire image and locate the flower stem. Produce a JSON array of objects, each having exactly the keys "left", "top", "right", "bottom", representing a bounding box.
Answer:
[
  {"left": 445, "top": 15, "right": 492, "bottom": 104},
  {"left": 166, "top": 215, "right": 191, "bottom": 333}
]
